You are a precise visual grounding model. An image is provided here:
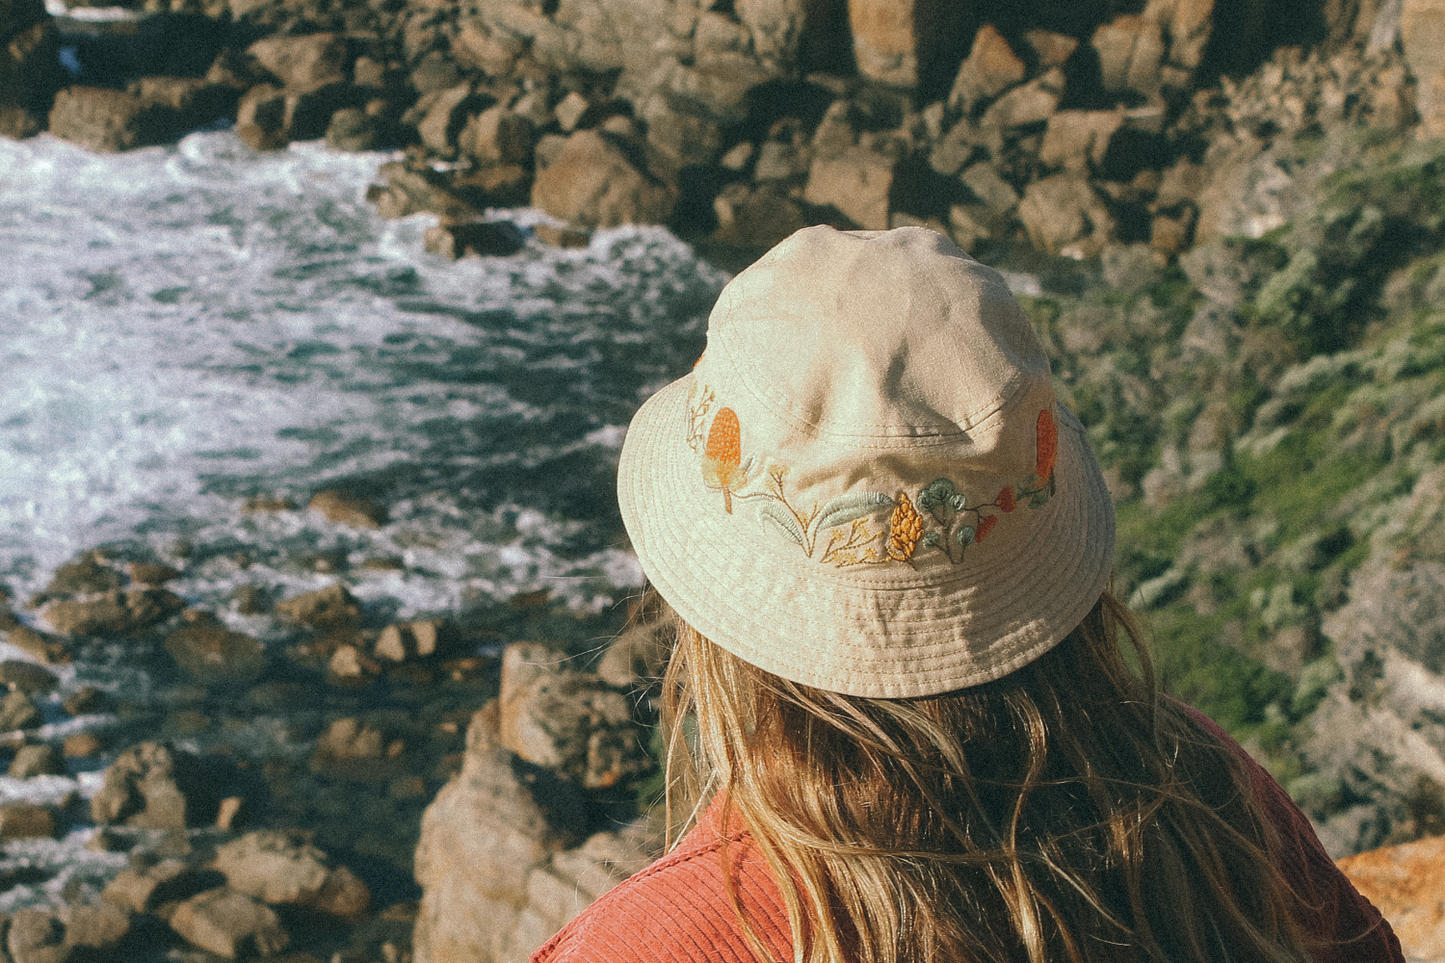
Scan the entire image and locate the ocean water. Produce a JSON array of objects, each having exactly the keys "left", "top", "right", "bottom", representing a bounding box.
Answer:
[{"left": 0, "top": 130, "right": 725, "bottom": 908}]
